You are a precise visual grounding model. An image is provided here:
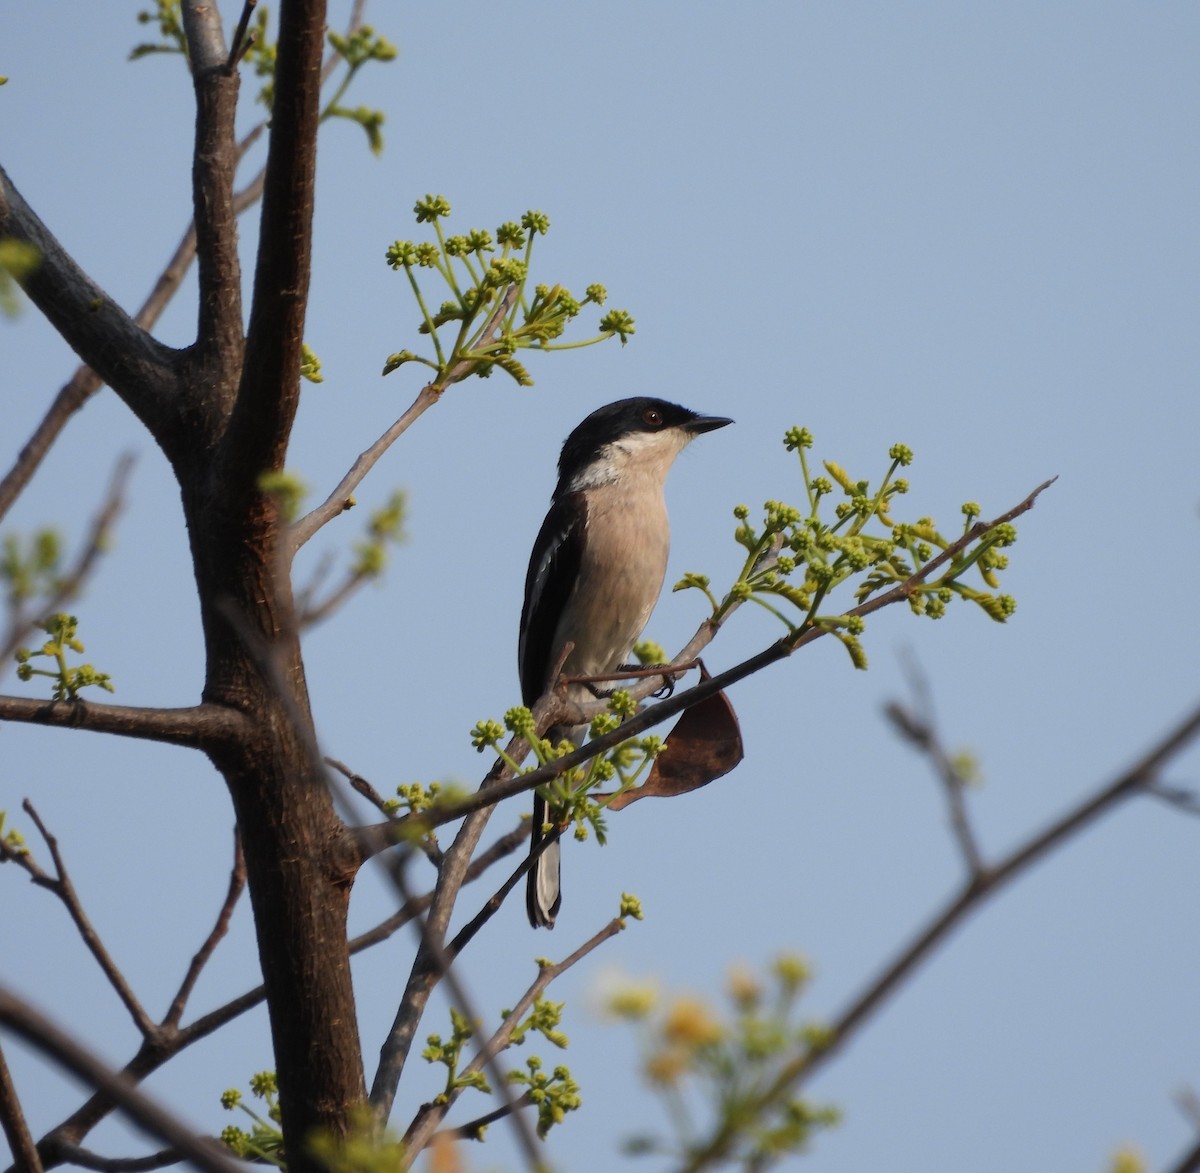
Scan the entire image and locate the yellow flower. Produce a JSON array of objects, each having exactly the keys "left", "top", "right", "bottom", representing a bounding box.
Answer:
[{"left": 662, "top": 996, "right": 723, "bottom": 1048}]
